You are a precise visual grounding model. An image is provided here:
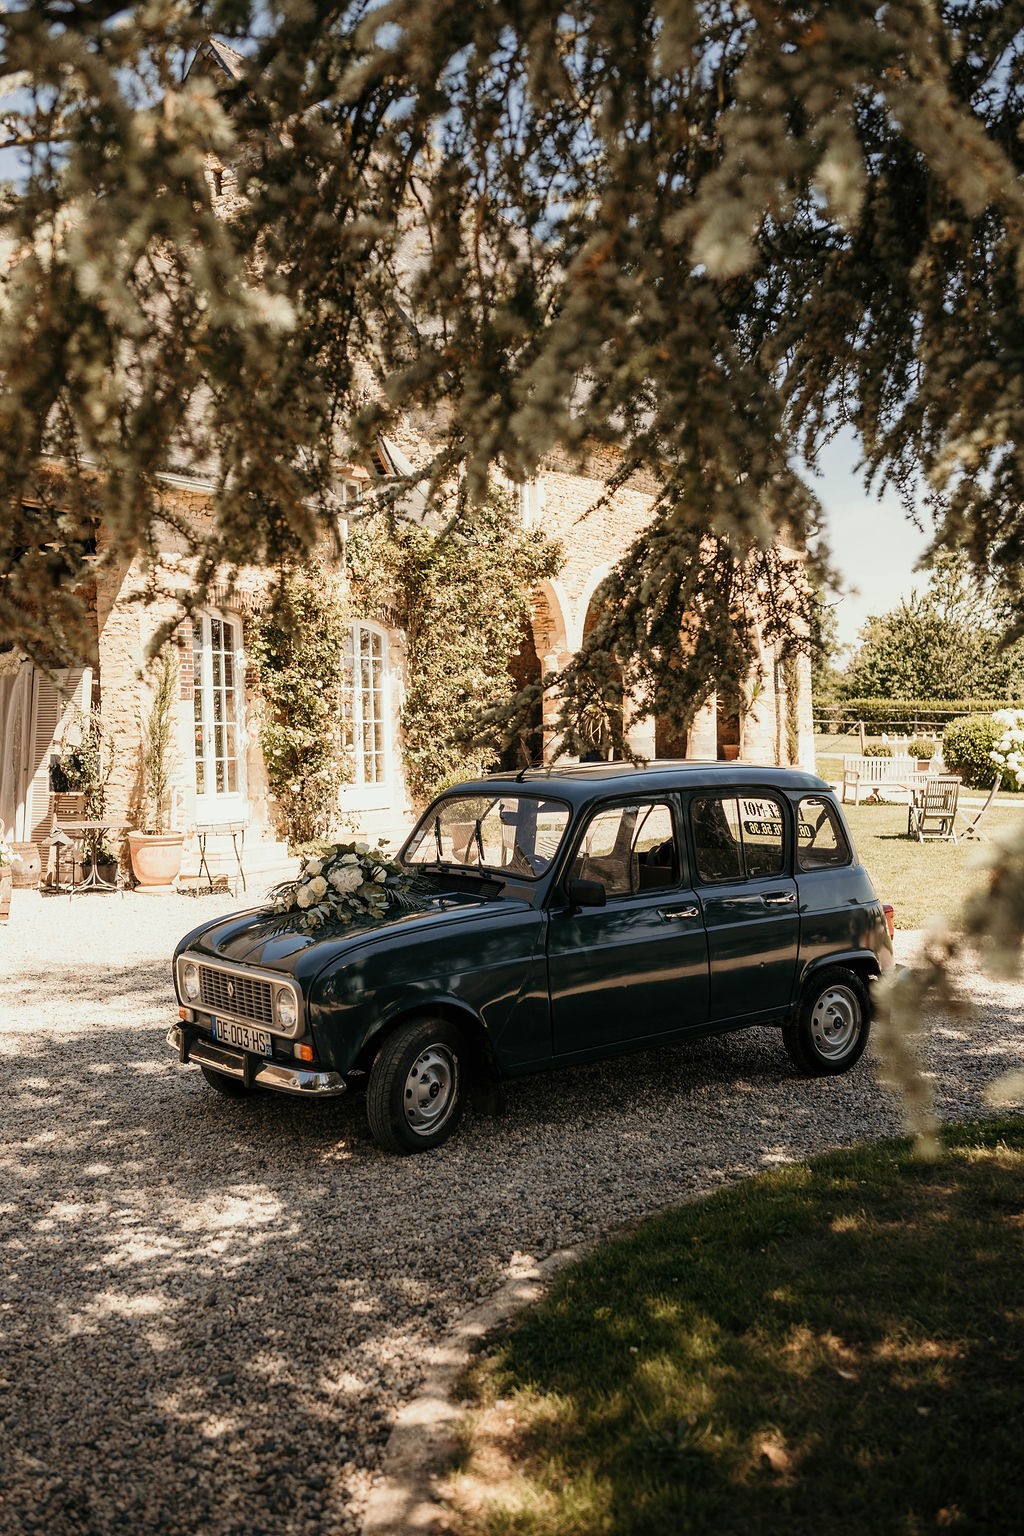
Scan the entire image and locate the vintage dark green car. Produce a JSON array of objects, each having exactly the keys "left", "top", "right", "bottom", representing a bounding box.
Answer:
[{"left": 168, "top": 763, "right": 893, "bottom": 1153}]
